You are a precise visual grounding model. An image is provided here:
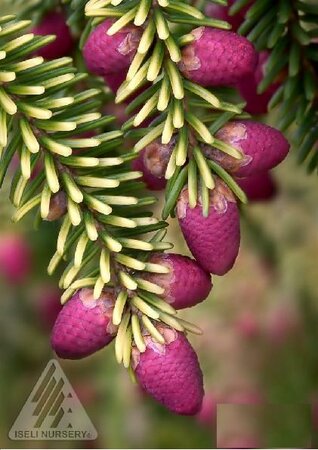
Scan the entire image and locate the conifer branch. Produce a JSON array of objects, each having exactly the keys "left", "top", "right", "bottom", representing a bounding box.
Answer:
[
  {"left": 84, "top": 0, "right": 249, "bottom": 218},
  {"left": 0, "top": 0, "right": 296, "bottom": 413},
  {"left": 0, "top": 16, "right": 202, "bottom": 372},
  {"left": 236, "top": 0, "right": 318, "bottom": 173}
]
